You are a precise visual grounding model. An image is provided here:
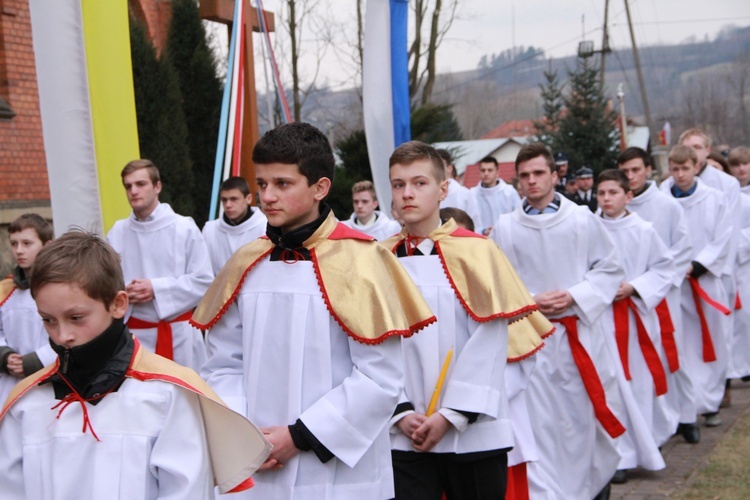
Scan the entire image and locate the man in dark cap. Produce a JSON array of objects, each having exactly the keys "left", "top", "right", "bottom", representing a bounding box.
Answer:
[
  {"left": 554, "top": 152, "right": 570, "bottom": 194},
  {"left": 571, "top": 167, "right": 597, "bottom": 212}
]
